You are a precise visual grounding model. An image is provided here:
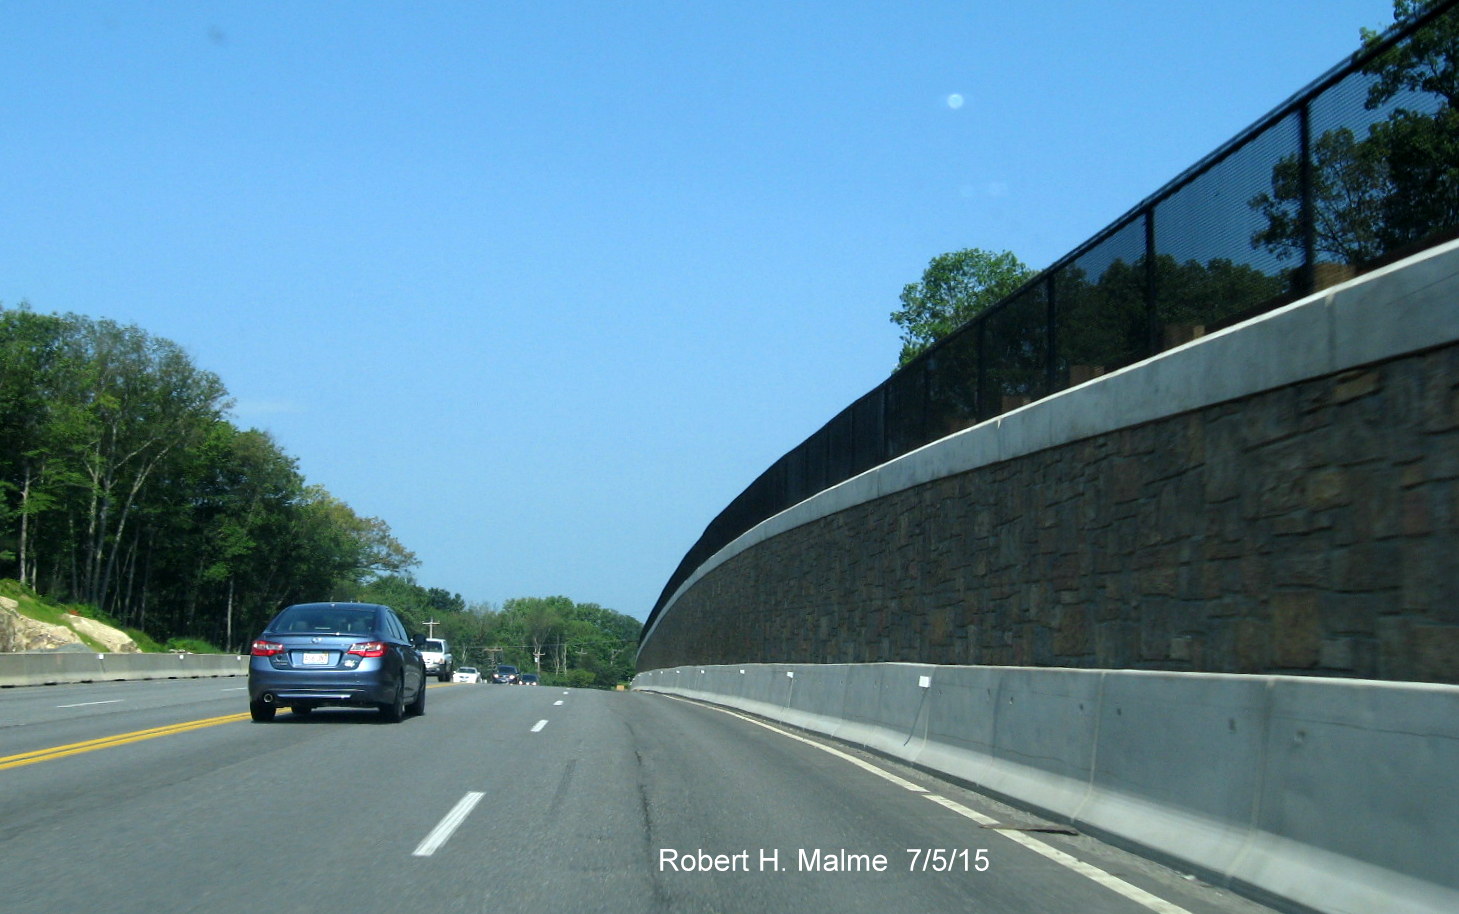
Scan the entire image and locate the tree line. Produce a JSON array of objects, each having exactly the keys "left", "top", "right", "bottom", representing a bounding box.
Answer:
[
  {"left": 0, "top": 306, "right": 416, "bottom": 647},
  {"left": 325, "top": 583, "right": 638, "bottom": 688},
  {"left": 0, "top": 306, "right": 639, "bottom": 684},
  {"left": 443, "top": 596, "right": 640, "bottom": 688}
]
